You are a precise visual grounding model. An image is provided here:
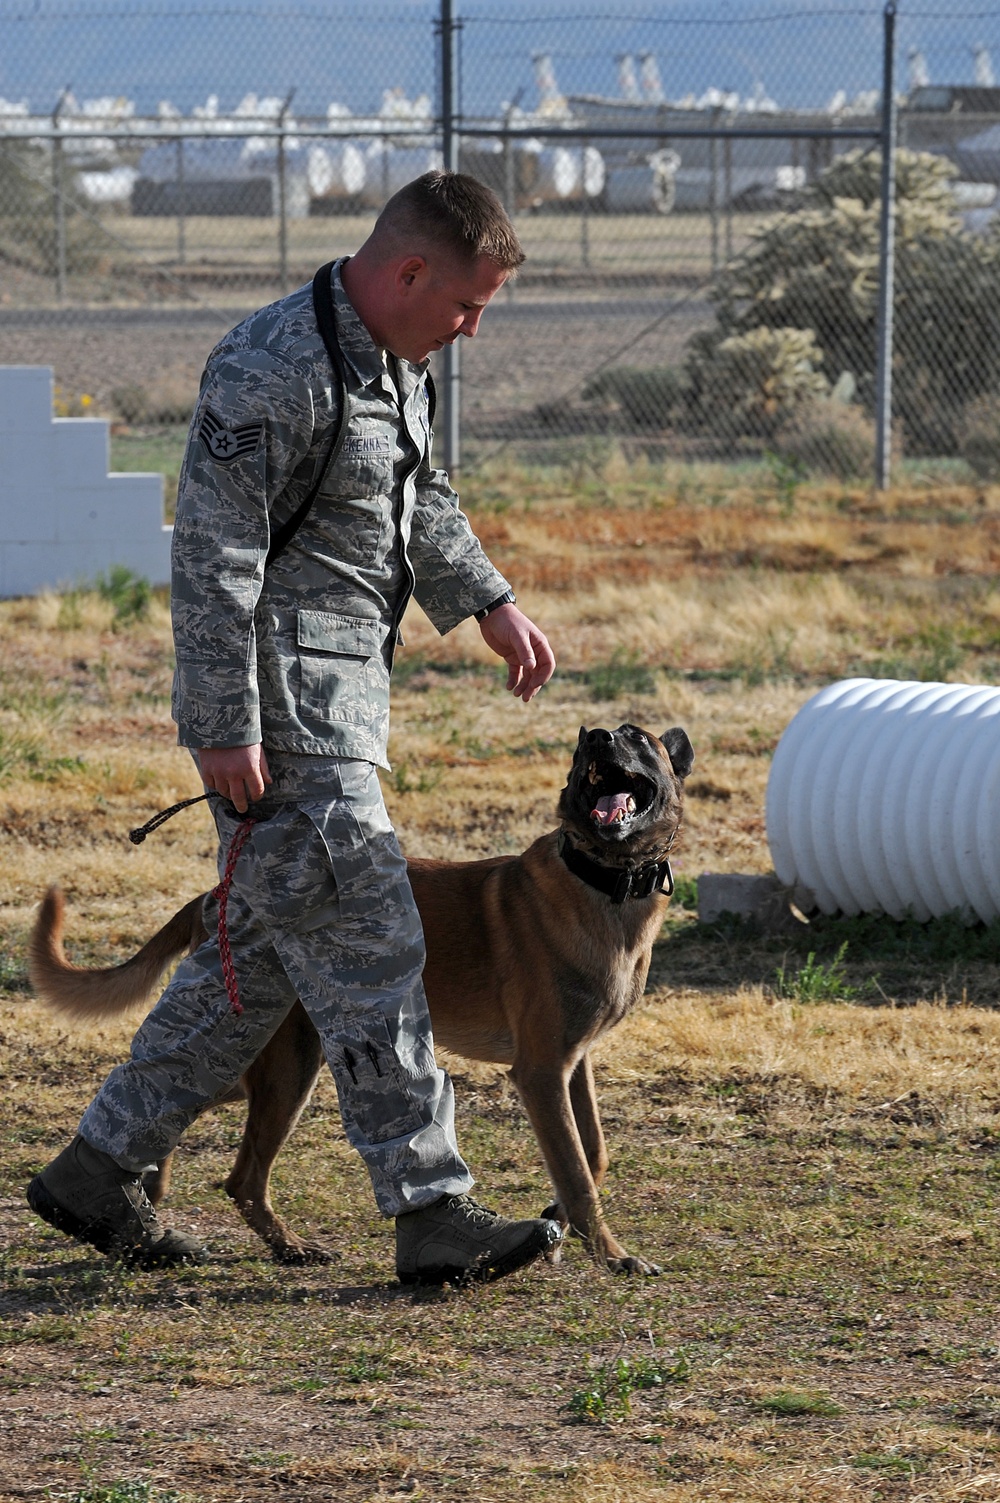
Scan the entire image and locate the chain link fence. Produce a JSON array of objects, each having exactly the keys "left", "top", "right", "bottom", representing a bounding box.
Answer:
[{"left": 2, "top": 2, "right": 999, "bottom": 487}]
